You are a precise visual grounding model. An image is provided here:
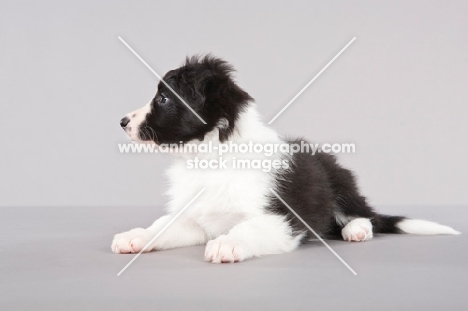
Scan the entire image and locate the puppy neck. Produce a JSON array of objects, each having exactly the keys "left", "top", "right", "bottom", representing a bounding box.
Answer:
[{"left": 228, "top": 104, "right": 280, "bottom": 143}]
